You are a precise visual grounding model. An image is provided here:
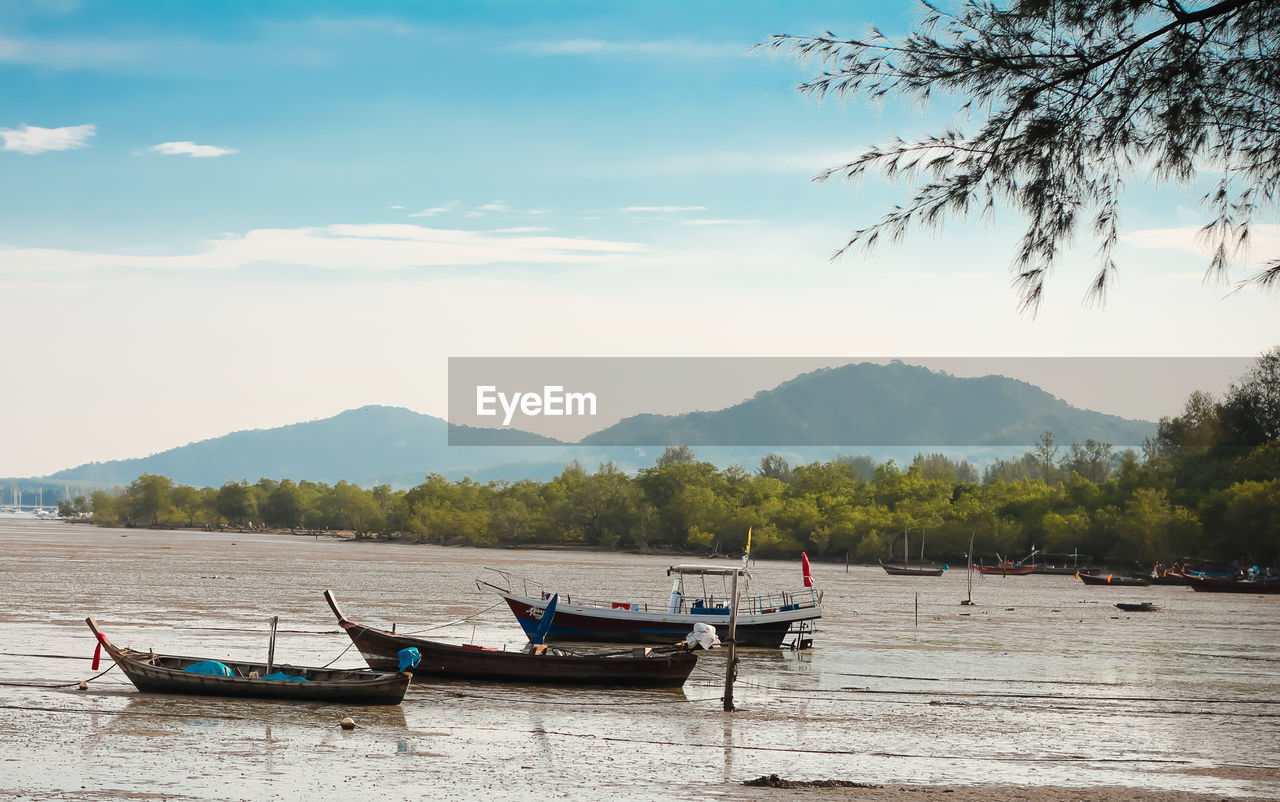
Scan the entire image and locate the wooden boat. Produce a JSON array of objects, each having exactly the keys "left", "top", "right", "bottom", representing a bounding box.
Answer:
[
  {"left": 1115, "top": 602, "right": 1162, "bottom": 612},
  {"left": 879, "top": 560, "right": 944, "bottom": 577},
  {"left": 1183, "top": 574, "right": 1280, "bottom": 594},
  {"left": 480, "top": 562, "right": 821, "bottom": 648},
  {"left": 323, "top": 591, "right": 699, "bottom": 687},
  {"left": 1077, "top": 571, "right": 1151, "bottom": 587},
  {"left": 879, "top": 529, "right": 944, "bottom": 577},
  {"left": 85, "top": 617, "right": 411, "bottom": 704},
  {"left": 973, "top": 562, "right": 1036, "bottom": 576}
]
